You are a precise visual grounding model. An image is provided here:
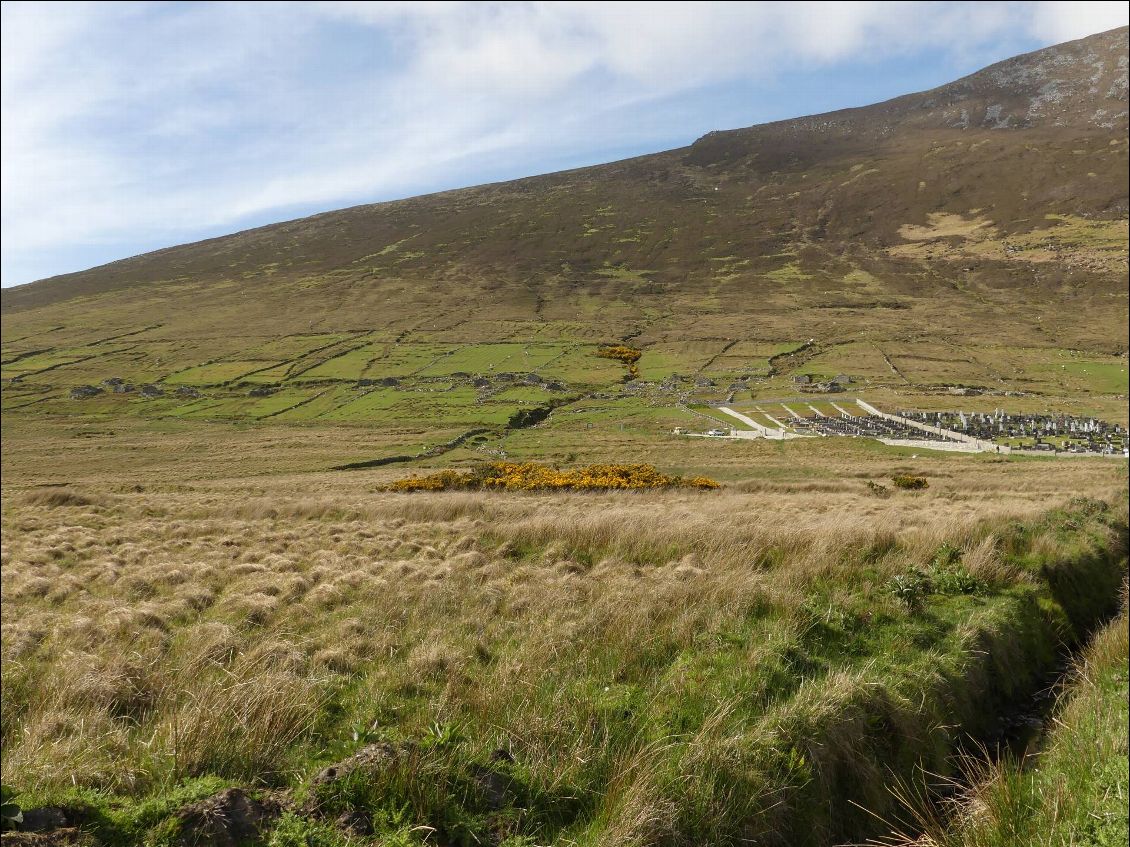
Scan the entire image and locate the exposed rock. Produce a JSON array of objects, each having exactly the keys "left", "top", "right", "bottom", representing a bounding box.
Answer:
[
  {"left": 247, "top": 386, "right": 277, "bottom": 397},
  {"left": 799, "top": 381, "right": 845, "bottom": 394},
  {"left": 171, "top": 788, "right": 282, "bottom": 847},
  {"left": 307, "top": 742, "right": 399, "bottom": 794},
  {"left": 19, "top": 807, "right": 80, "bottom": 833},
  {"left": 175, "top": 386, "right": 201, "bottom": 399},
  {"left": 2, "top": 806, "right": 93, "bottom": 847},
  {"left": 138, "top": 384, "right": 164, "bottom": 398},
  {"left": 470, "top": 764, "right": 513, "bottom": 811},
  {"left": 69, "top": 385, "right": 102, "bottom": 400}
]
